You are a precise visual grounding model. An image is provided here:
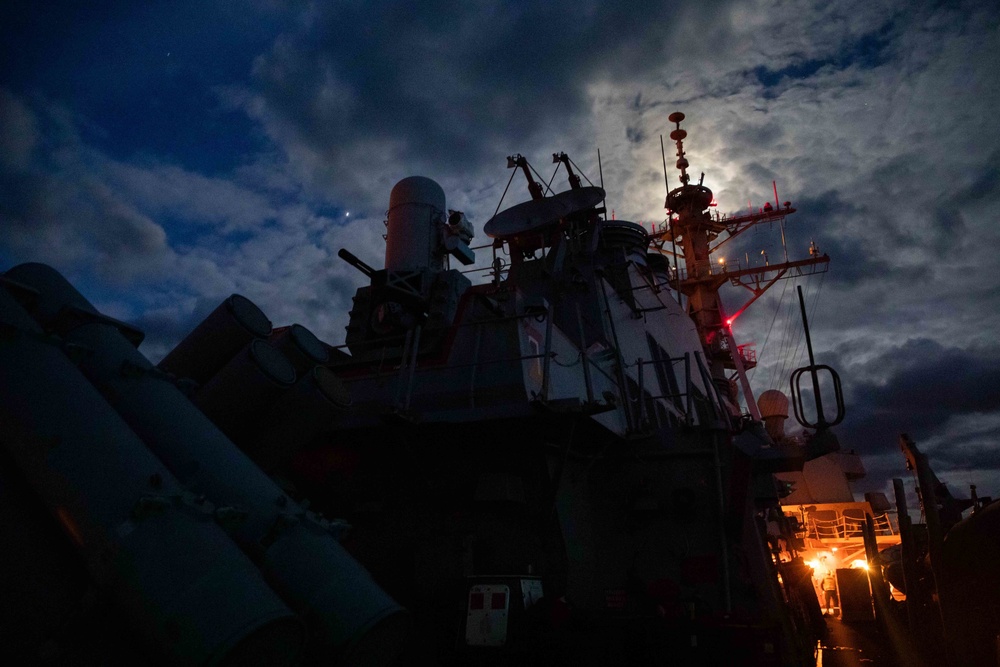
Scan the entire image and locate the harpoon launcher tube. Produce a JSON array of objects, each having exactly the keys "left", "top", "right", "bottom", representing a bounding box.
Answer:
[
  {"left": 0, "top": 284, "right": 303, "bottom": 667},
  {"left": 6, "top": 263, "right": 409, "bottom": 666}
]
